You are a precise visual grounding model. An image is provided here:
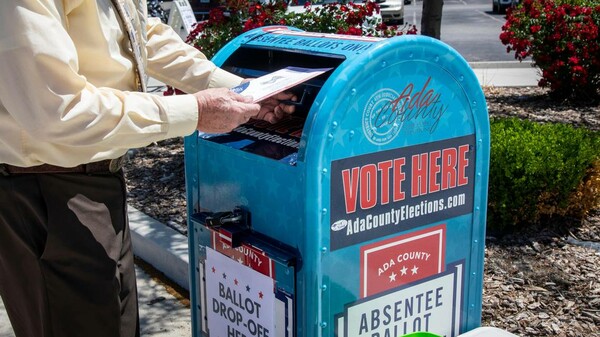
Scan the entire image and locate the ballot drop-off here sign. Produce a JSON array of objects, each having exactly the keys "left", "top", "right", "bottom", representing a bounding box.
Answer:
[{"left": 206, "top": 248, "right": 275, "bottom": 337}]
